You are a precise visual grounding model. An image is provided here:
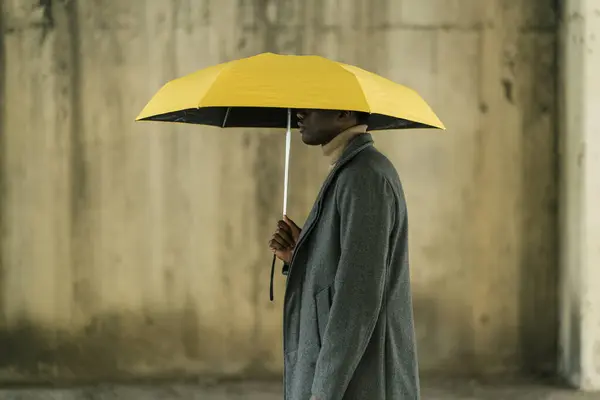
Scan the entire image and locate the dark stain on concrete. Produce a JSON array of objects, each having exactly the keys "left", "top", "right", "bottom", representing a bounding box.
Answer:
[
  {"left": 565, "top": 300, "right": 582, "bottom": 380},
  {"left": 242, "top": 133, "right": 252, "bottom": 149},
  {"left": 411, "top": 294, "right": 441, "bottom": 370},
  {"left": 65, "top": 0, "right": 86, "bottom": 218},
  {"left": 64, "top": 0, "right": 95, "bottom": 315},
  {"left": 517, "top": 0, "right": 559, "bottom": 29},
  {"left": 501, "top": 78, "right": 514, "bottom": 103},
  {"left": 238, "top": 35, "right": 248, "bottom": 51},
  {"left": 0, "top": 309, "right": 275, "bottom": 383},
  {"left": 38, "top": 0, "right": 55, "bottom": 42},
  {"left": 255, "top": 0, "right": 305, "bottom": 54},
  {"left": 551, "top": 0, "right": 563, "bottom": 25},
  {"left": 0, "top": 317, "right": 120, "bottom": 380},
  {"left": 479, "top": 314, "right": 490, "bottom": 325},
  {"left": 472, "top": 2, "right": 560, "bottom": 376},
  {"left": 516, "top": 31, "right": 559, "bottom": 377},
  {"left": 594, "top": 341, "right": 600, "bottom": 374},
  {"left": 412, "top": 293, "right": 477, "bottom": 377},
  {"left": 181, "top": 296, "right": 201, "bottom": 360}
]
